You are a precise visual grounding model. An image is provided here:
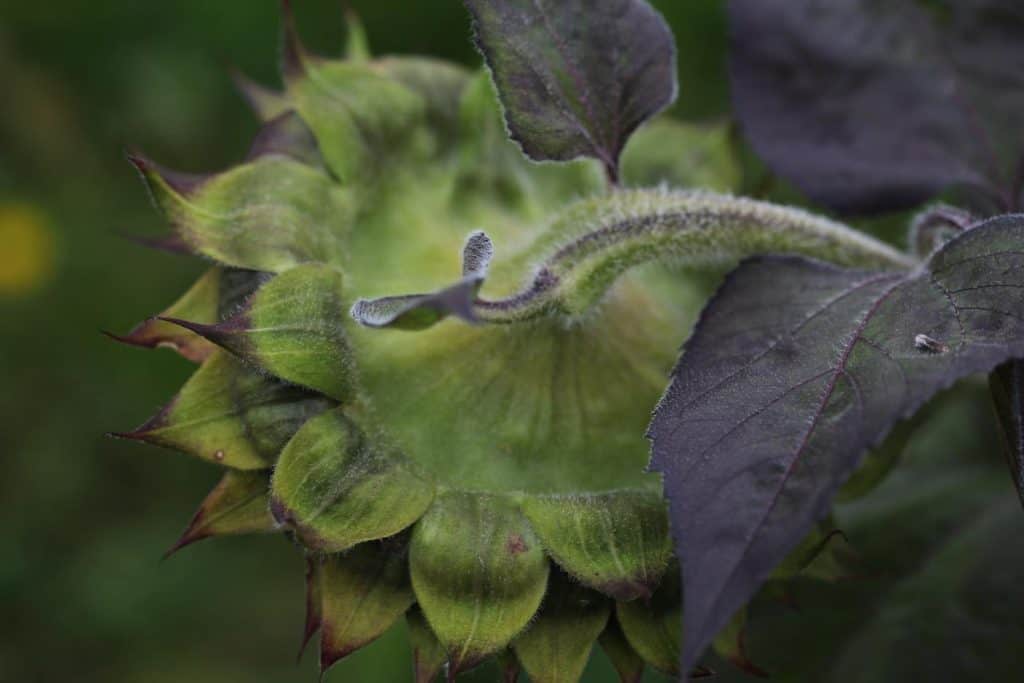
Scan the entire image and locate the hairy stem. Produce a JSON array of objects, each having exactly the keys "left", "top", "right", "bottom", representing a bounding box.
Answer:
[
  {"left": 474, "top": 190, "right": 917, "bottom": 322},
  {"left": 351, "top": 190, "right": 918, "bottom": 330}
]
